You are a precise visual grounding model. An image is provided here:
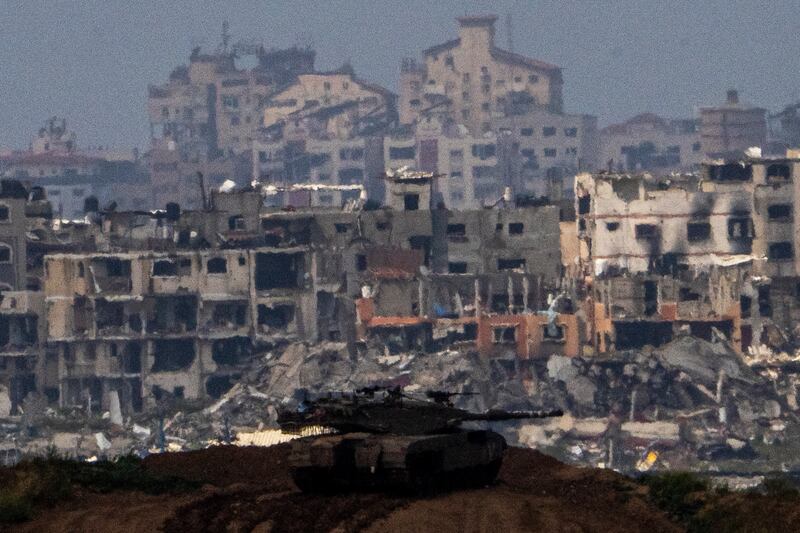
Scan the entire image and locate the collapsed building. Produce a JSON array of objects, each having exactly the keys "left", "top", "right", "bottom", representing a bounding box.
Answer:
[
  {"left": 8, "top": 147, "right": 800, "bottom": 476},
  {"left": 576, "top": 151, "right": 800, "bottom": 354},
  {"left": 0, "top": 169, "right": 575, "bottom": 417}
]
